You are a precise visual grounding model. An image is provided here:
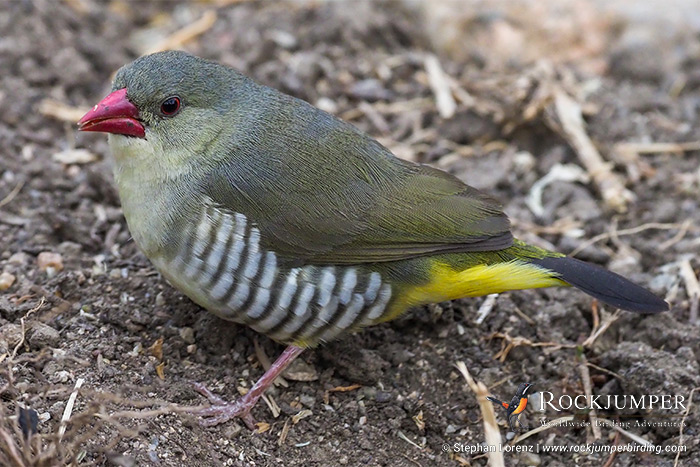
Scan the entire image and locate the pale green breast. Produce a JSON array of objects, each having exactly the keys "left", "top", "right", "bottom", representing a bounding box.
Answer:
[{"left": 109, "top": 135, "right": 395, "bottom": 346}]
